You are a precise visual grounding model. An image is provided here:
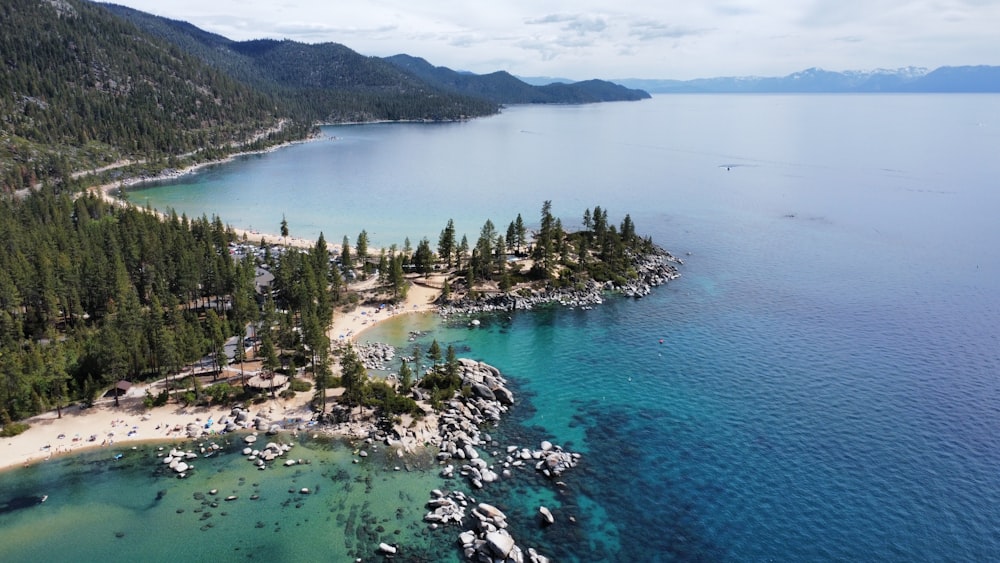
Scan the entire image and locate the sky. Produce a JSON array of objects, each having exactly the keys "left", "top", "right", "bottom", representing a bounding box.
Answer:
[{"left": 107, "top": 0, "right": 1000, "bottom": 81}]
